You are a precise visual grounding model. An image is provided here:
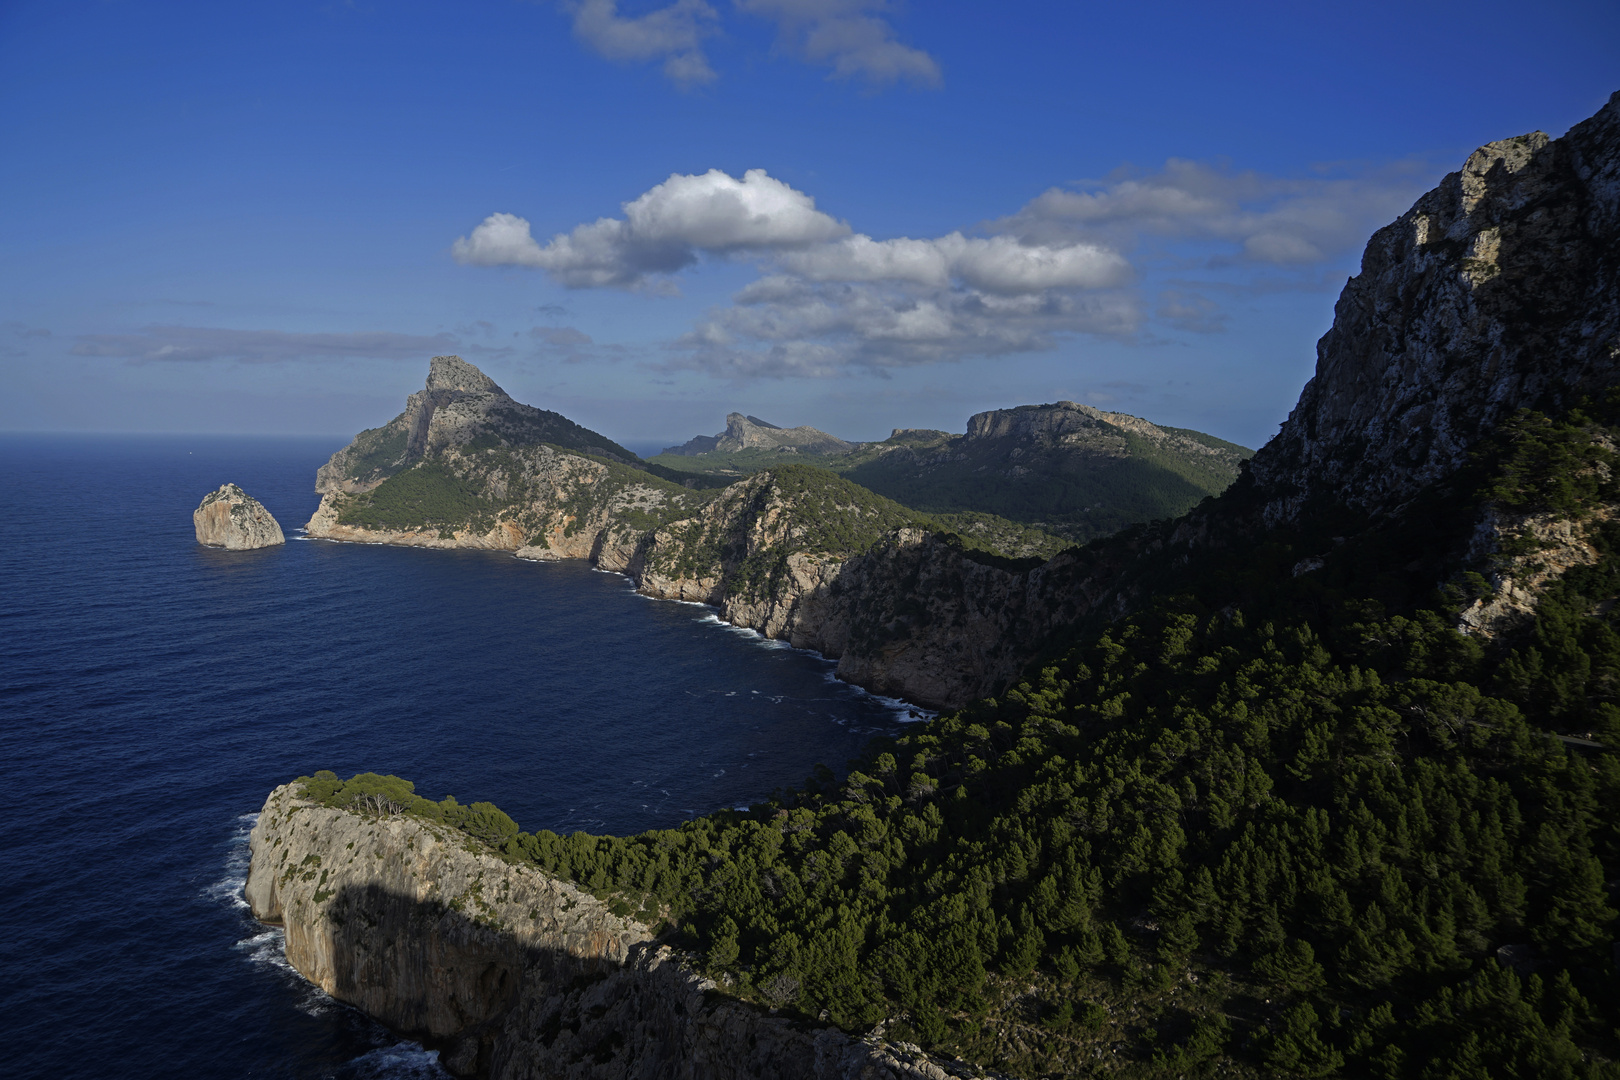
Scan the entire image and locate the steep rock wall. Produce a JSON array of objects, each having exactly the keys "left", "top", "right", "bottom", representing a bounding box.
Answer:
[
  {"left": 246, "top": 784, "right": 999, "bottom": 1080},
  {"left": 193, "top": 483, "right": 285, "bottom": 549},
  {"left": 1249, "top": 92, "right": 1620, "bottom": 524}
]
